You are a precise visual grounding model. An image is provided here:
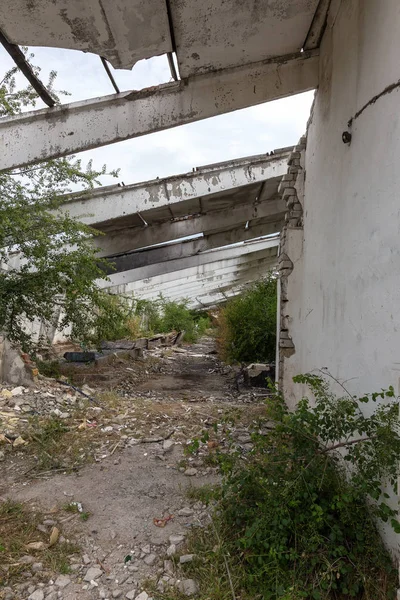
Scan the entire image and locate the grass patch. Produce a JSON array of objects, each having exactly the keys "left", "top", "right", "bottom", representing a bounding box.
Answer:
[
  {"left": 0, "top": 499, "right": 79, "bottom": 587},
  {"left": 186, "top": 484, "right": 221, "bottom": 505},
  {"left": 25, "top": 415, "right": 96, "bottom": 473},
  {"left": 37, "top": 359, "right": 62, "bottom": 379}
]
